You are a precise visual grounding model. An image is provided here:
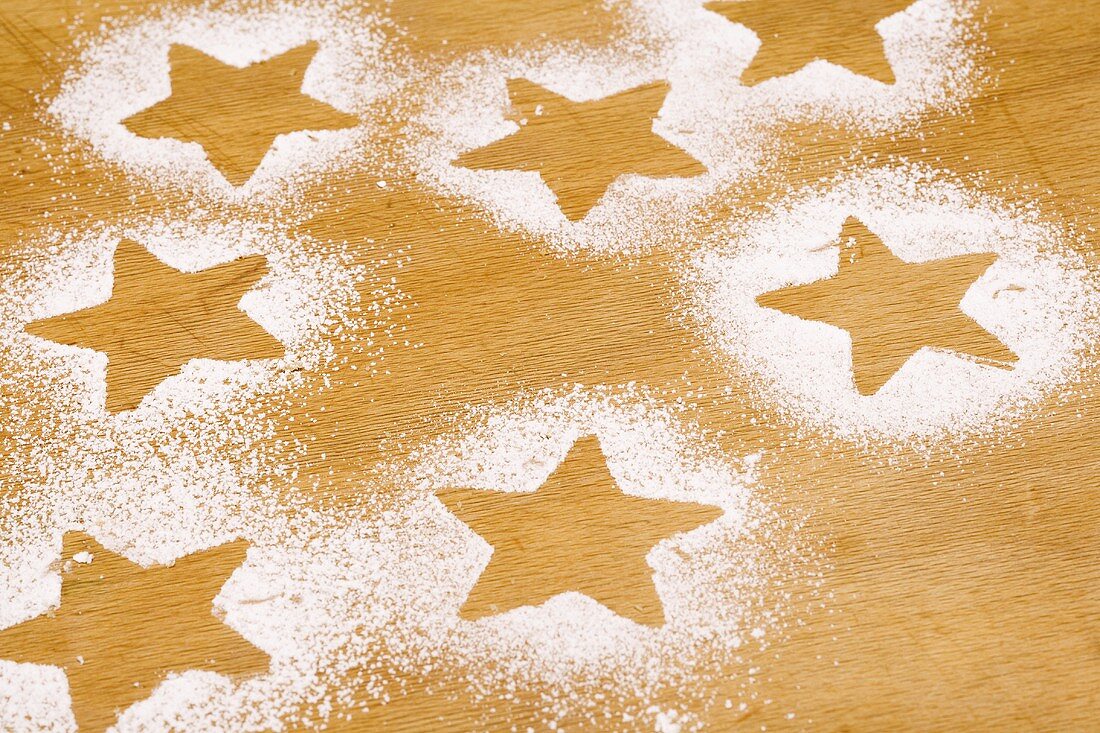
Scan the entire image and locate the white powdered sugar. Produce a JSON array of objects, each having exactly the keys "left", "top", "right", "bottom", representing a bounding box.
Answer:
[
  {"left": 0, "top": 665, "right": 73, "bottom": 733},
  {"left": 1, "top": 387, "right": 811, "bottom": 731},
  {"left": 2, "top": 212, "right": 372, "bottom": 416},
  {"left": 44, "top": 0, "right": 985, "bottom": 252},
  {"left": 0, "top": 0, "right": 1090, "bottom": 729},
  {"left": 407, "top": 0, "right": 984, "bottom": 254},
  {"left": 682, "top": 164, "right": 1100, "bottom": 444},
  {"left": 0, "top": 201, "right": 399, "bottom": 628},
  {"left": 299, "top": 388, "right": 805, "bottom": 729}
]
